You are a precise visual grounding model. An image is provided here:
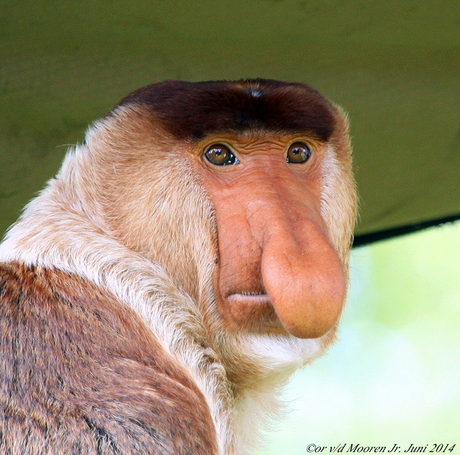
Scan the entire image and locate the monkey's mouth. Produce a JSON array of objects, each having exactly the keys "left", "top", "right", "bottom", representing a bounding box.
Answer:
[
  {"left": 227, "top": 292, "right": 270, "bottom": 304},
  {"left": 224, "top": 292, "right": 286, "bottom": 333}
]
